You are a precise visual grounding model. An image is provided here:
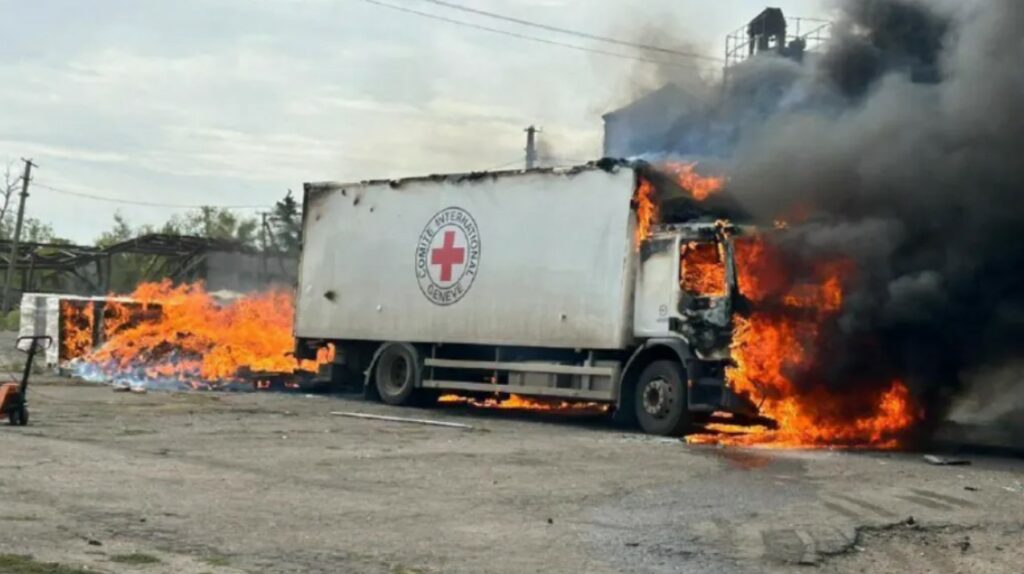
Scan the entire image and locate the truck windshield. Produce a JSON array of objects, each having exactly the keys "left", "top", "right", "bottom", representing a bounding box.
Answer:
[{"left": 680, "top": 241, "right": 727, "bottom": 297}]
